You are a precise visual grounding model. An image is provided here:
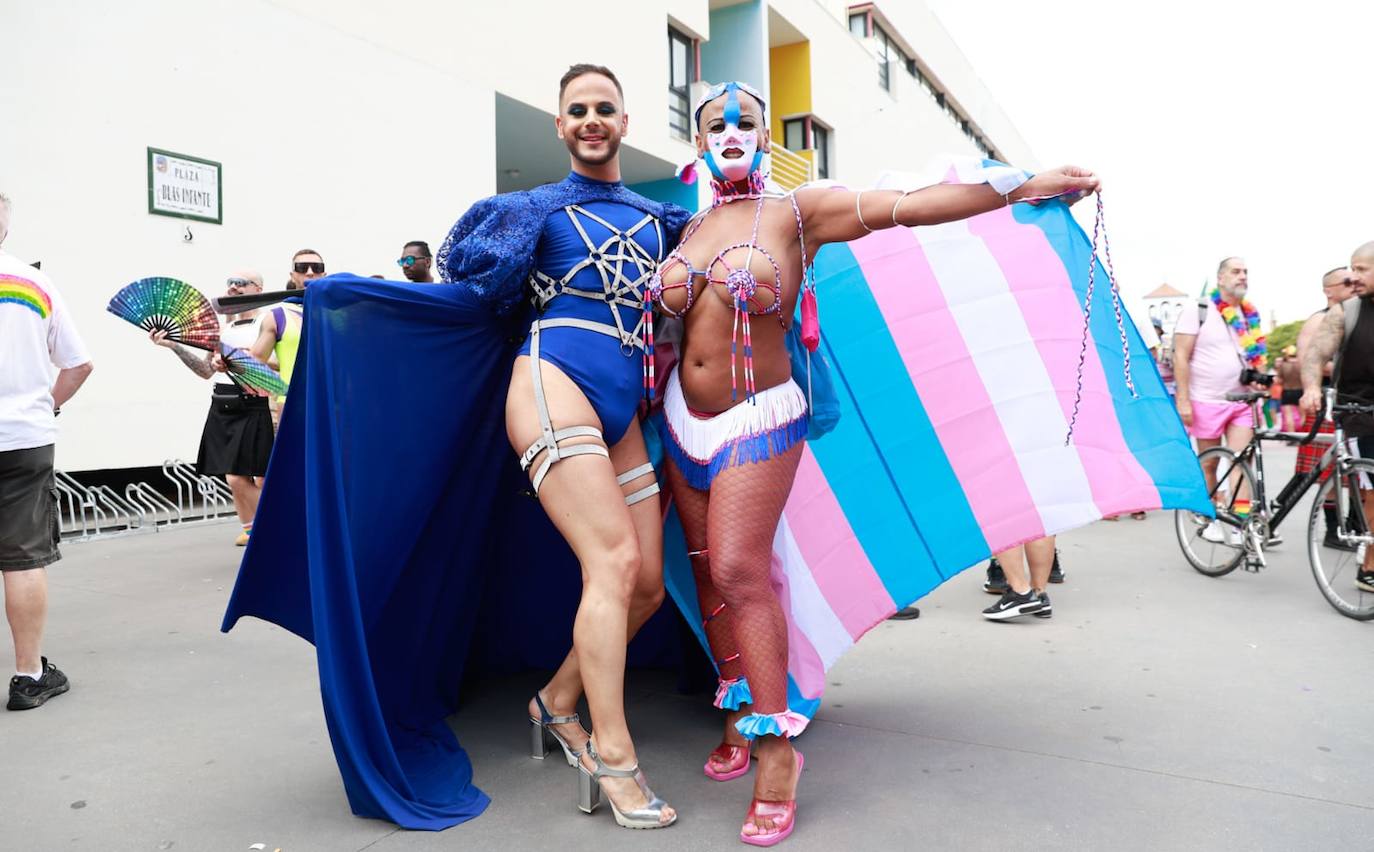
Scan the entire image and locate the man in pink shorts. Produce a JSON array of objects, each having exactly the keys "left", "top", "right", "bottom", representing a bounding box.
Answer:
[{"left": 1173, "top": 257, "right": 1265, "bottom": 542}]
